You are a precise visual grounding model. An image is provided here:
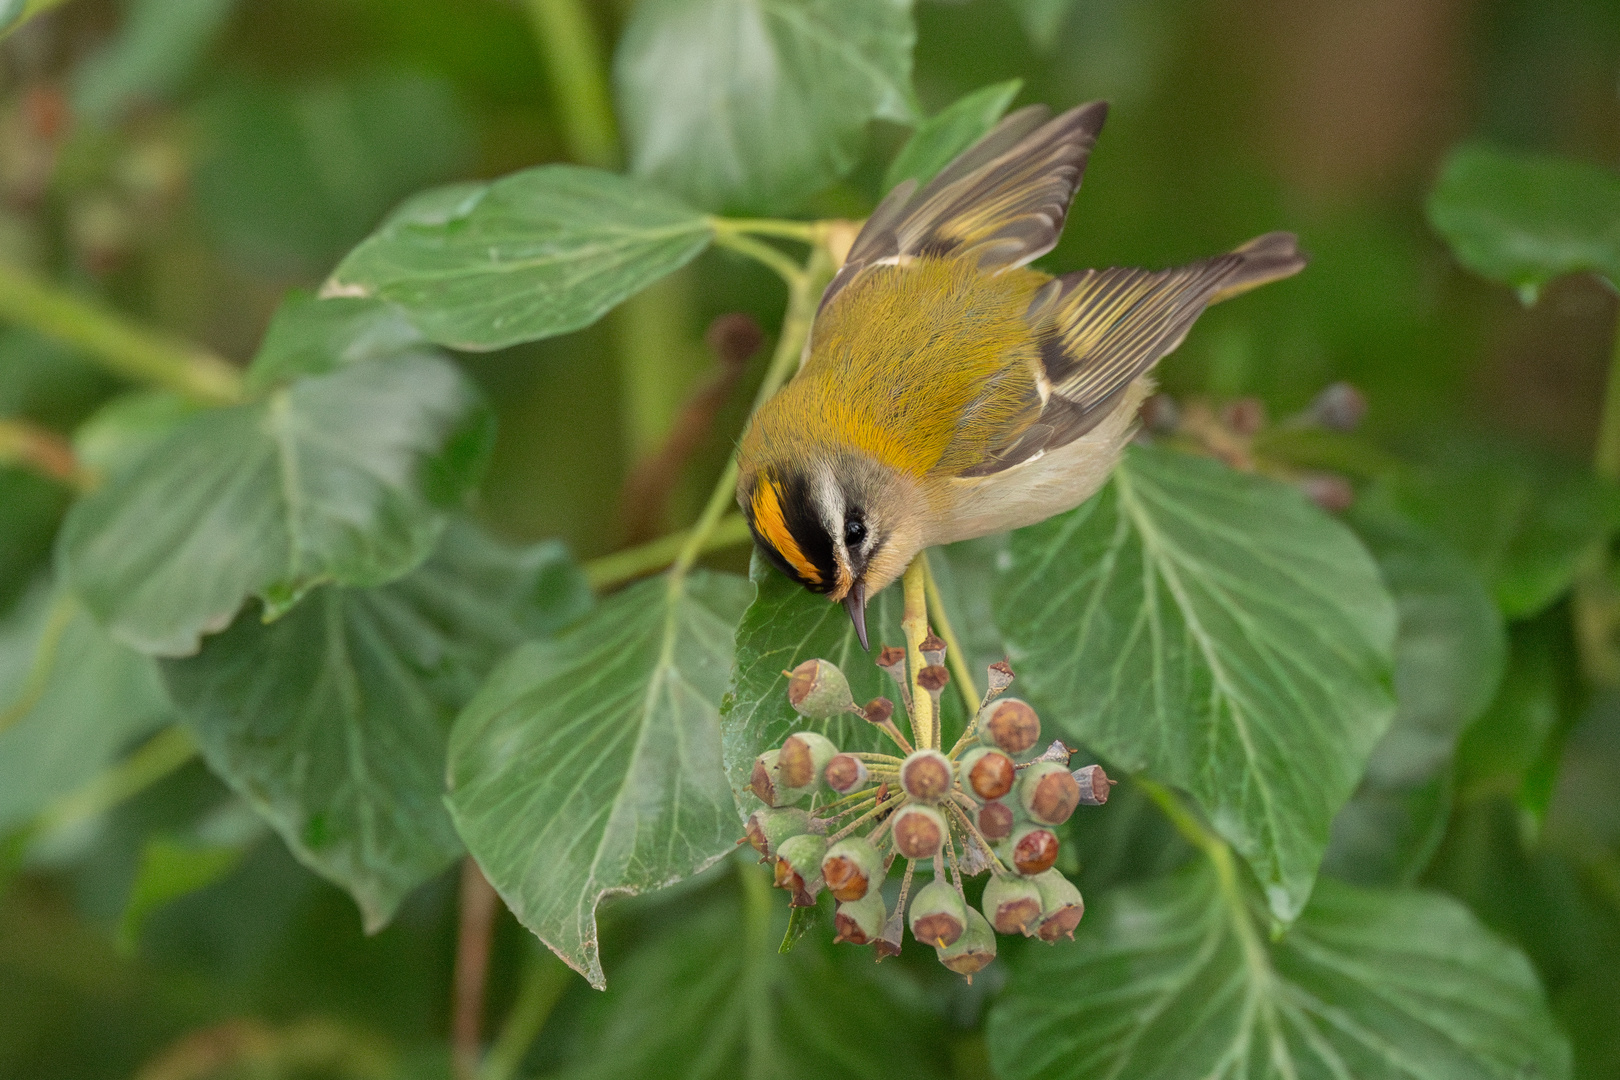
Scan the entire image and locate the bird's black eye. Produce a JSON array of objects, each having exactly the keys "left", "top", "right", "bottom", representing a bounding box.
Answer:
[{"left": 844, "top": 516, "right": 867, "bottom": 546}]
